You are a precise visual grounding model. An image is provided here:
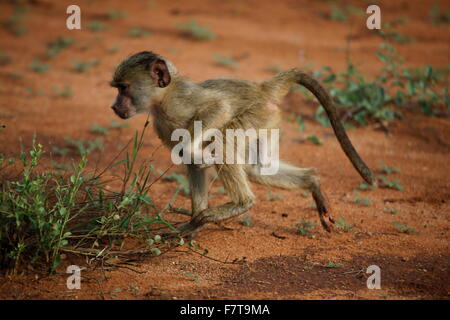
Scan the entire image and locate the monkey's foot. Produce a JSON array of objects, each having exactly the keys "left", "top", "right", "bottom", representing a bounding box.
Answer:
[
  {"left": 311, "top": 187, "right": 335, "bottom": 232},
  {"left": 162, "top": 221, "right": 203, "bottom": 240},
  {"left": 316, "top": 200, "right": 335, "bottom": 232},
  {"left": 319, "top": 212, "right": 335, "bottom": 233}
]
